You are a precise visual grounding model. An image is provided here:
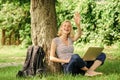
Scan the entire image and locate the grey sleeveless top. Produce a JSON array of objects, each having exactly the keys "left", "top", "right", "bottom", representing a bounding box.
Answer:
[{"left": 53, "top": 37, "right": 74, "bottom": 61}]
